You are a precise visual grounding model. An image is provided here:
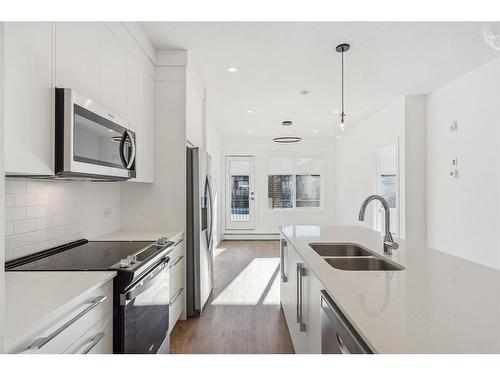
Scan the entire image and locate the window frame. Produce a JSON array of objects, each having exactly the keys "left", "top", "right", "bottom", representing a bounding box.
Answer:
[{"left": 267, "top": 173, "right": 324, "bottom": 212}]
